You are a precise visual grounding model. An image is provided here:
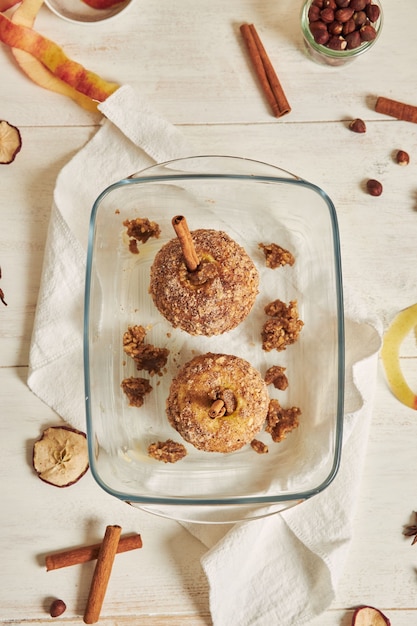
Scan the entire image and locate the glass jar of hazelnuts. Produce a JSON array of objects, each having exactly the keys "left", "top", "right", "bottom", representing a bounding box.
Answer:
[{"left": 300, "top": 0, "right": 383, "bottom": 66}]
